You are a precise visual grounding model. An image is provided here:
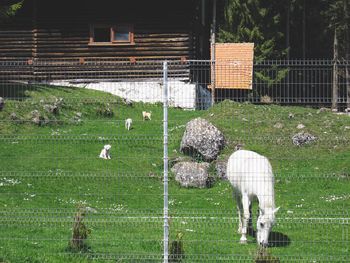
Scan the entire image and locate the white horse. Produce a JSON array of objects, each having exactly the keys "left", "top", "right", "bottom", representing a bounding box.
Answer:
[{"left": 226, "top": 150, "right": 279, "bottom": 247}]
